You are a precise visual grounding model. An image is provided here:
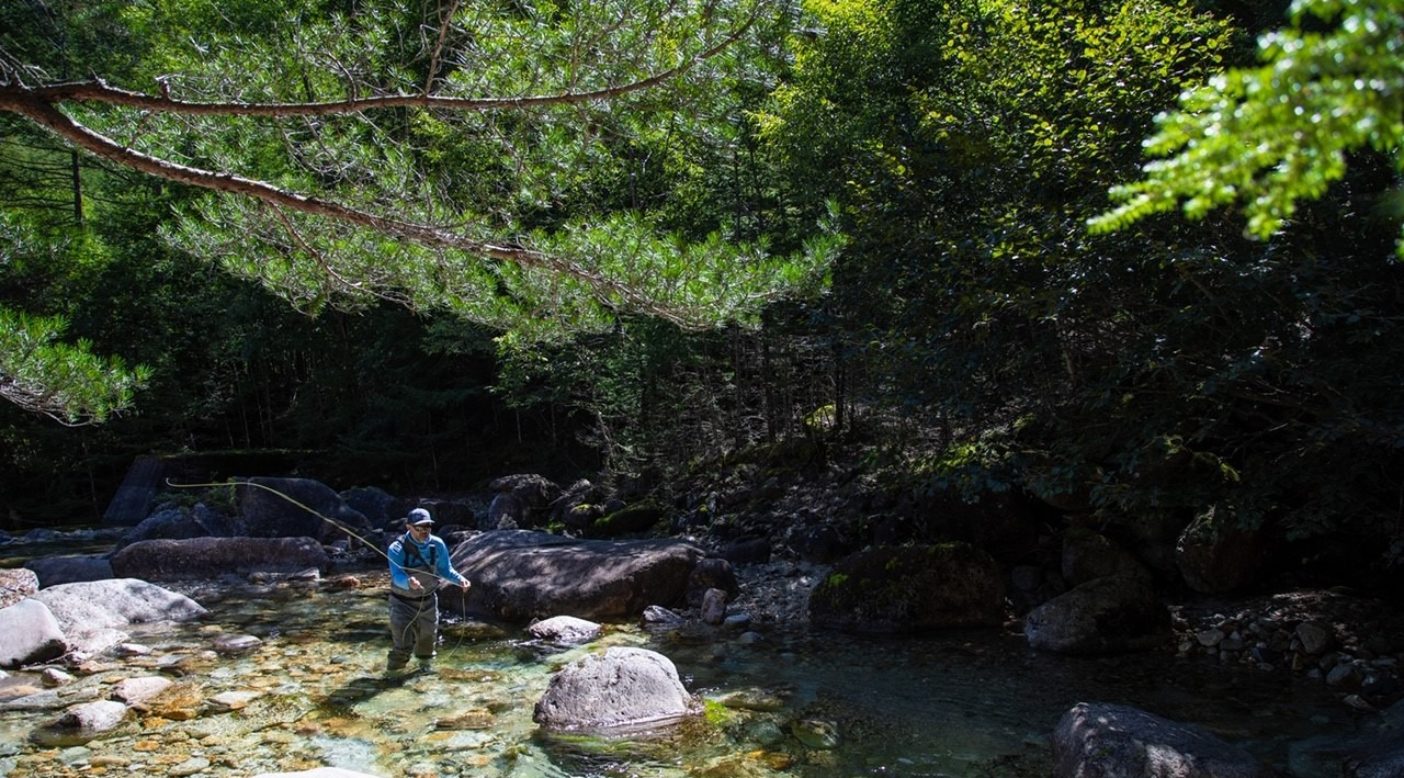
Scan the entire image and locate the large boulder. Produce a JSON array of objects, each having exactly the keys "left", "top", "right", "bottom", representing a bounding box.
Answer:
[
  {"left": 533, "top": 647, "right": 696, "bottom": 732},
  {"left": 113, "top": 503, "right": 231, "bottom": 552},
  {"left": 1061, "top": 527, "right": 1151, "bottom": 587},
  {"left": 0, "top": 599, "right": 67, "bottom": 668},
  {"left": 685, "top": 558, "right": 739, "bottom": 608},
  {"left": 110, "top": 536, "right": 330, "bottom": 581},
  {"left": 585, "top": 501, "right": 668, "bottom": 538},
  {"left": 339, "top": 486, "right": 398, "bottom": 530},
  {"left": 1024, "top": 574, "right": 1171, "bottom": 654},
  {"left": 1053, "top": 702, "right": 1273, "bottom": 778},
  {"left": 485, "top": 474, "right": 562, "bottom": 529},
  {"left": 0, "top": 568, "right": 39, "bottom": 608},
  {"left": 447, "top": 530, "right": 704, "bottom": 622},
  {"left": 235, "top": 477, "right": 370, "bottom": 541},
  {"left": 550, "top": 479, "right": 610, "bottom": 531},
  {"left": 808, "top": 543, "right": 1006, "bottom": 633},
  {"left": 1176, "top": 506, "right": 1267, "bottom": 595},
  {"left": 32, "top": 579, "right": 206, "bottom": 657},
  {"left": 24, "top": 555, "right": 114, "bottom": 587},
  {"left": 1345, "top": 698, "right": 1404, "bottom": 777},
  {"left": 485, "top": 492, "right": 528, "bottom": 530}
]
